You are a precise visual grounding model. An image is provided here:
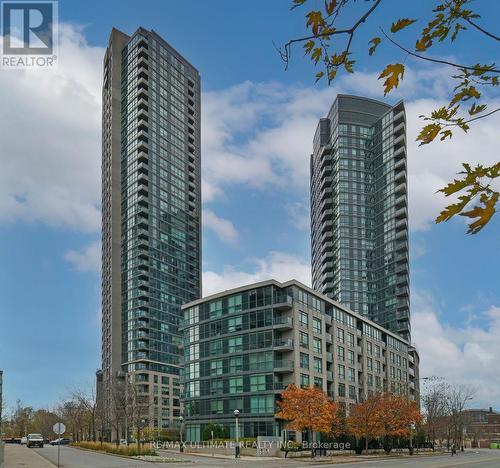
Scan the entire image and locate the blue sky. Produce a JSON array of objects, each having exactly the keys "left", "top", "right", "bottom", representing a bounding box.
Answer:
[{"left": 0, "top": 0, "right": 499, "bottom": 412}]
